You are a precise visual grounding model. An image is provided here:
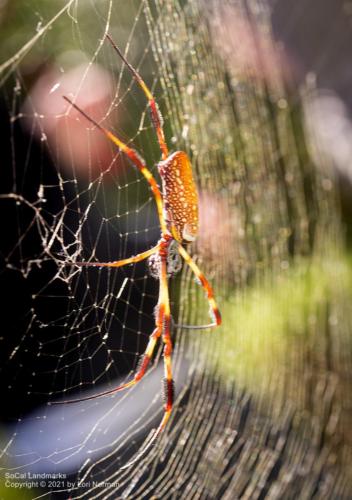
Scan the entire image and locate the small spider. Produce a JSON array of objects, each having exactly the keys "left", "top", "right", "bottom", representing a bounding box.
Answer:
[{"left": 55, "top": 34, "right": 221, "bottom": 468}]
